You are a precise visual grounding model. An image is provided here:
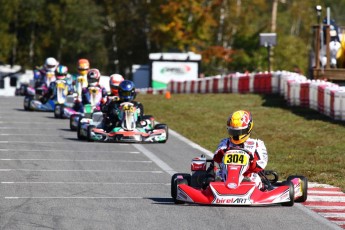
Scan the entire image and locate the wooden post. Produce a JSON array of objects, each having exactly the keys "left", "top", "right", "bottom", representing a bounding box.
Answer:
[
  {"left": 314, "top": 25, "right": 320, "bottom": 69},
  {"left": 325, "top": 25, "right": 331, "bottom": 69}
]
